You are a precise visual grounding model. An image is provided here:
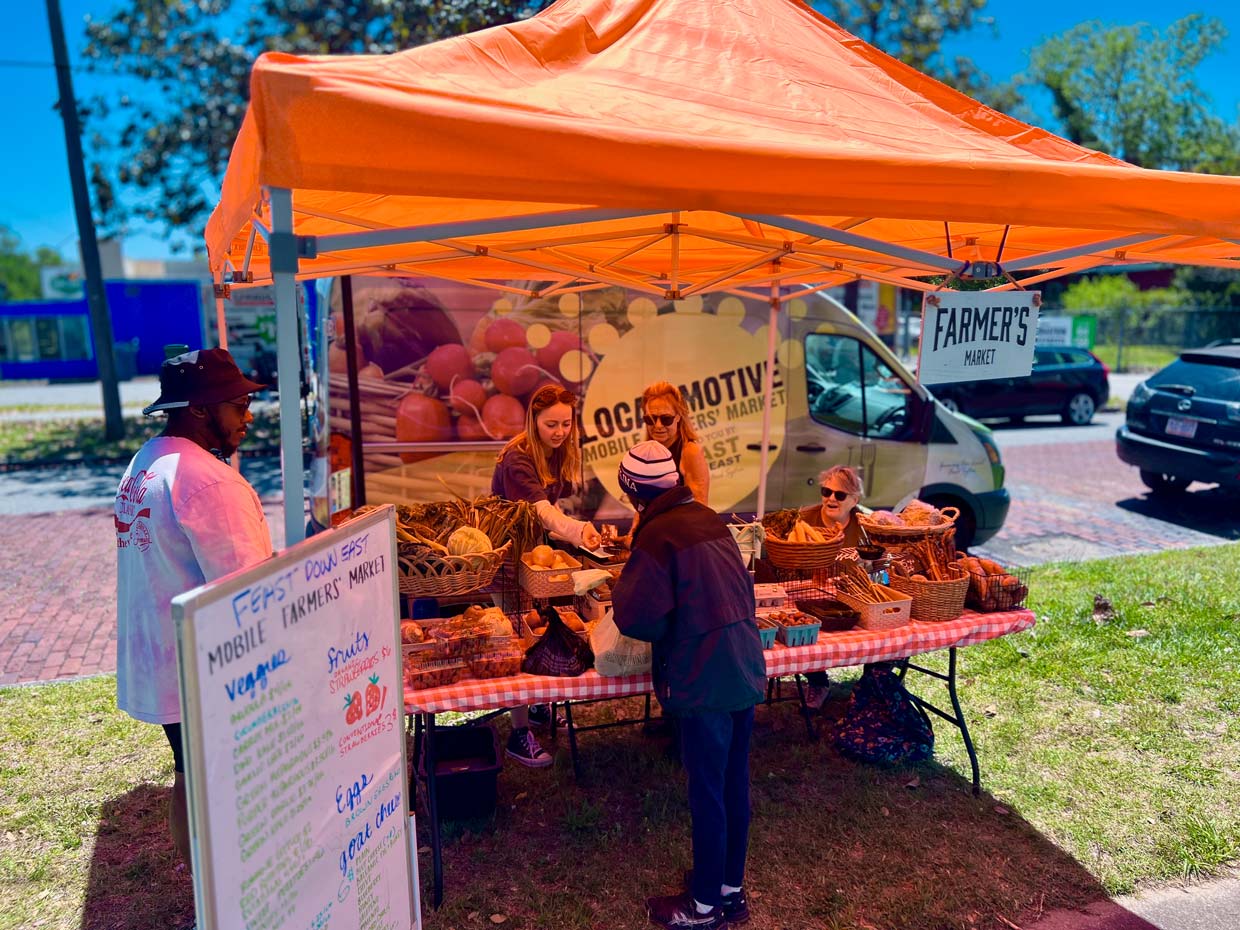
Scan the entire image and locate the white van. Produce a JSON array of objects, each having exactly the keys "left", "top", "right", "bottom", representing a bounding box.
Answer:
[{"left": 322, "top": 280, "right": 1009, "bottom": 547}]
